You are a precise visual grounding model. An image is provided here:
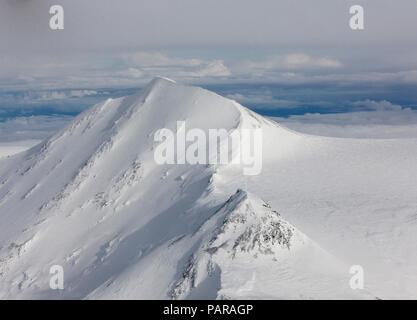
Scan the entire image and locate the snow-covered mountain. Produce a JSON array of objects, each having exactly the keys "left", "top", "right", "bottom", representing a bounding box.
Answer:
[{"left": 0, "top": 78, "right": 416, "bottom": 299}]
